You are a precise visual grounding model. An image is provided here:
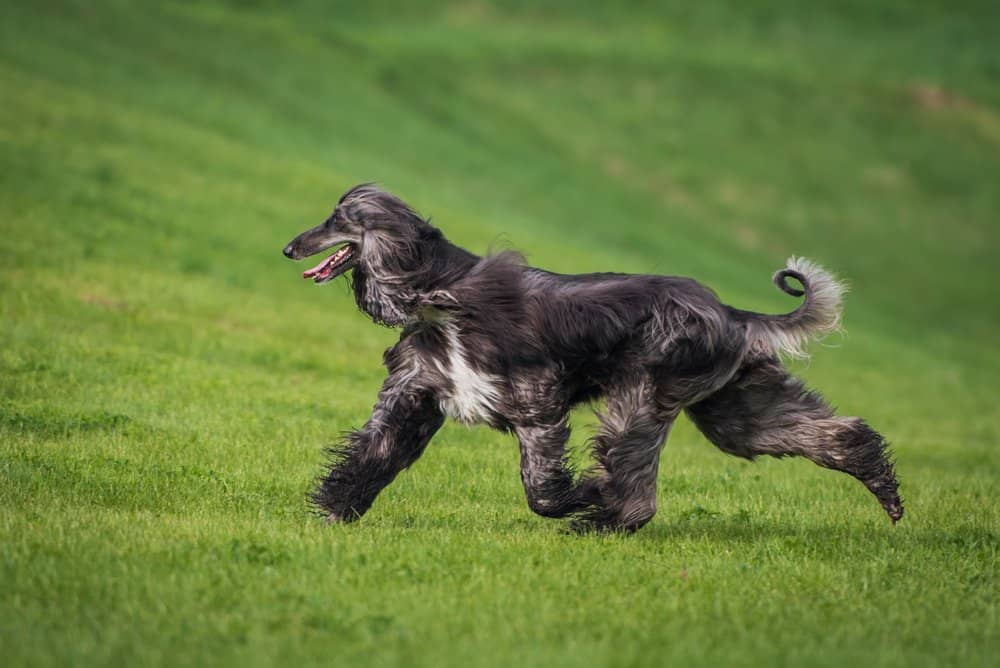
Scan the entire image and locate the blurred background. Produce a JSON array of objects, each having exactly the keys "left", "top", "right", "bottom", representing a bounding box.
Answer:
[
  {"left": 2, "top": 1, "right": 998, "bottom": 666},
  {"left": 5, "top": 0, "right": 998, "bottom": 455},
  {"left": 5, "top": 1, "right": 999, "bottom": 349}
]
